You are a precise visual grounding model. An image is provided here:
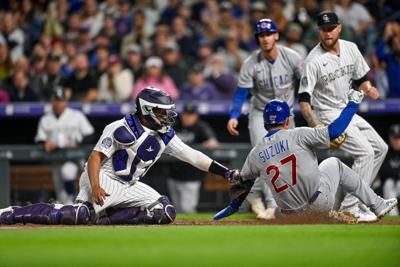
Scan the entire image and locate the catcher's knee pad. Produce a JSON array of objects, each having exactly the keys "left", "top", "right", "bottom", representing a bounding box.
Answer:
[
  {"left": 57, "top": 203, "right": 91, "bottom": 225},
  {"left": 152, "top": 196, "right": 176, "bottom": 224}
]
